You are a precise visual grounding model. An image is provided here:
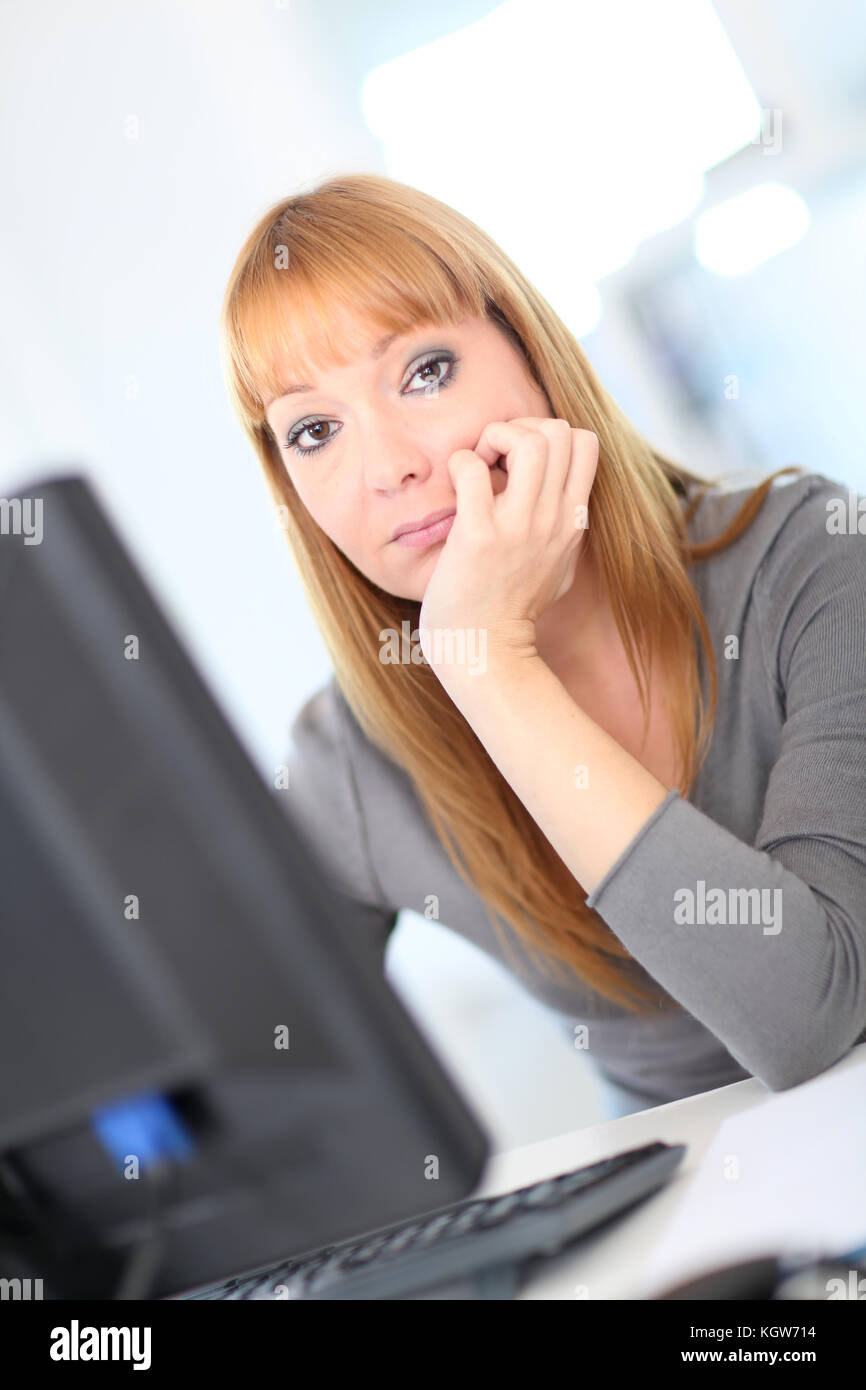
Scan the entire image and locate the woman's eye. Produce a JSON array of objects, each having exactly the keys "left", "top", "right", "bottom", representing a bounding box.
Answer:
[
  {"left": 284, "top": 353, "right": 457, "bottom": 456},
  {"left": 405, "top": 354, "right": 456, "bottom": 393},
  {"left": 286, "top": 419, "right": 340, "bottom": 456}
]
